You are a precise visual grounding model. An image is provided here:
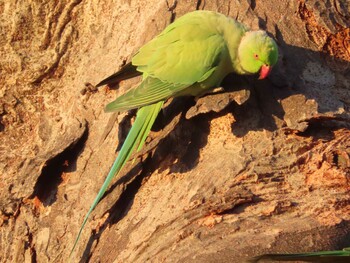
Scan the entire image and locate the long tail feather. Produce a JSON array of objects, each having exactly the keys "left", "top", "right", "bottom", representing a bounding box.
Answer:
[
  {"left": 70, "top": 101, "right": 164, "bottom": 256},
  {"left": 248, "top": 247, "right": 350, "bottom": 263},
  {"left": 95, "top": 62, "right": 141, "bottom": 88}
]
